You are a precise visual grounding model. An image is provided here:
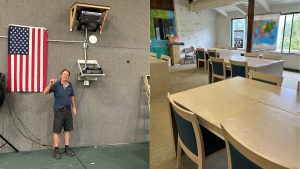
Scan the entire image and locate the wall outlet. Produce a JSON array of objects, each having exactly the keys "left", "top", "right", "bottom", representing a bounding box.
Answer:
[{"left": 84, "top": 80, "right": 89, "bottom": 86}]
